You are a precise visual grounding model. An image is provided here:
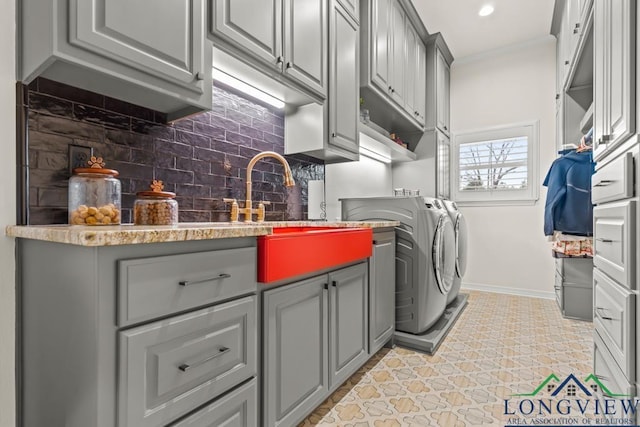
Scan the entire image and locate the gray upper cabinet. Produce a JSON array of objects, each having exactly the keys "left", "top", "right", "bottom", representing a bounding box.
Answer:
[
  {"left": 328, "top": 263, "right": 369, "bottom": 387},
  {"left": 425, "top": 34, "right": 453, "bottom": 136},
  {"left": 263, "top": 275, "right": 329, "bottom": 427},
  {"left": 593, "top": 0, "right": 635, "bottom": 161},
  {"left": 212, "top": 0, "right": 282, "bottom": 71},
  {"left": 210, "top": 0, "right": 328, "bottom": 99},
  {"left": 21, "top": 0, "right": 211, "bottom": 121},
  {"left": 360, "top": 0, "right": 427, "bottom": 132},
  {"left": 369, "top": 231, "right": 396, "bottom": 354},
  {"left": 329, "top": 1, "right": 360, "bottom": 155}
]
